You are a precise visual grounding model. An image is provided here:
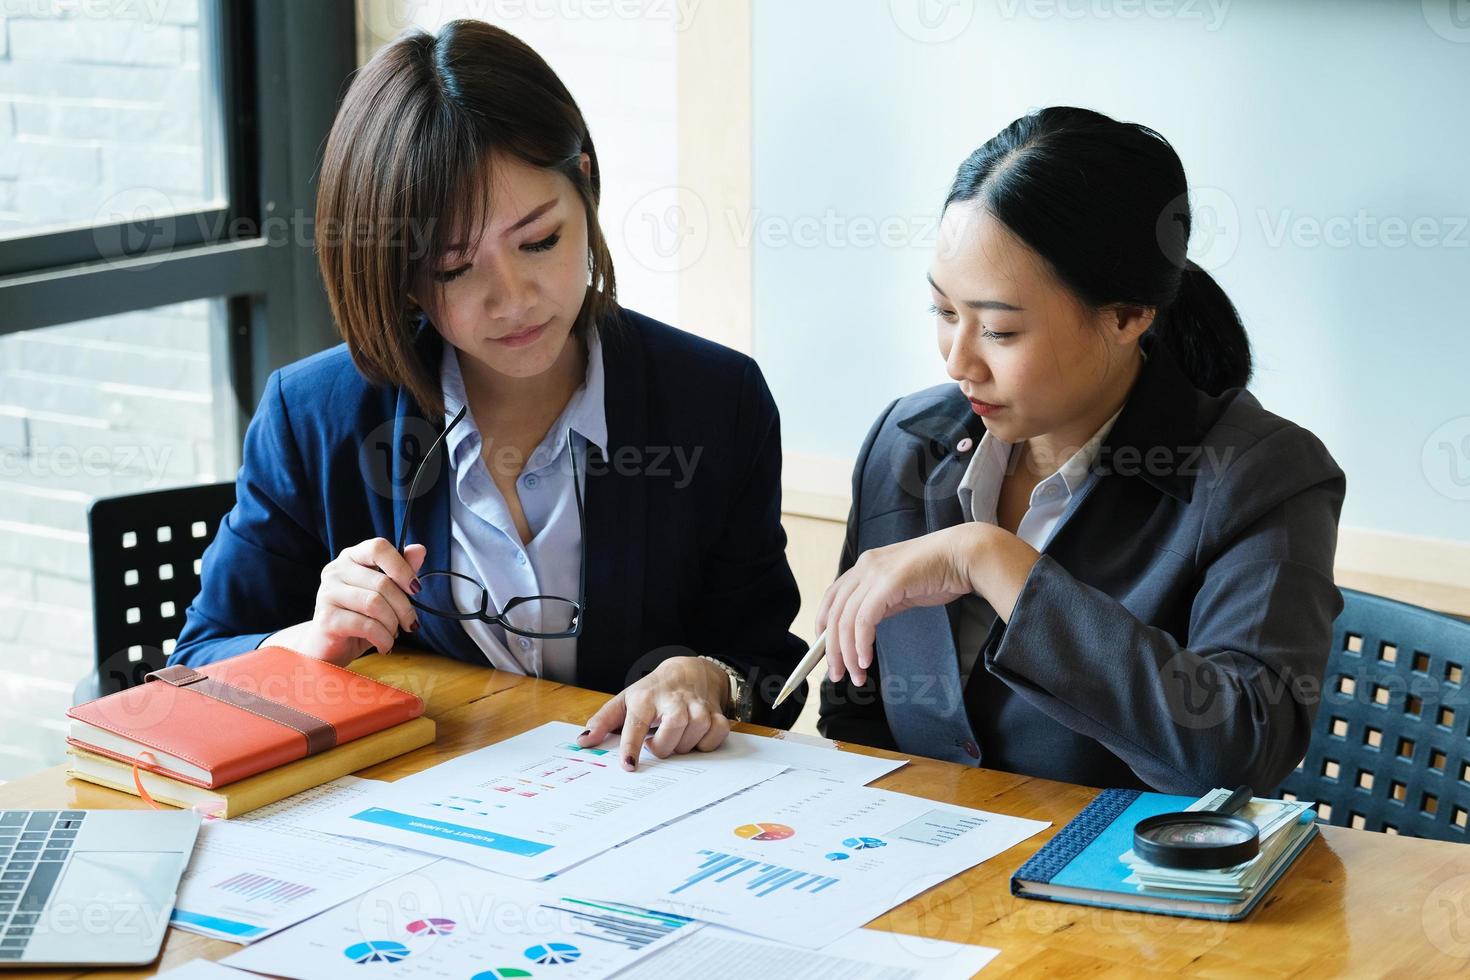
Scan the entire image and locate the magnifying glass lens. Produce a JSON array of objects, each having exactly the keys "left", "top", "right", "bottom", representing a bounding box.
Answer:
[{"left": 1138, "top": 821, "right": 1255, "bottom": 847}]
